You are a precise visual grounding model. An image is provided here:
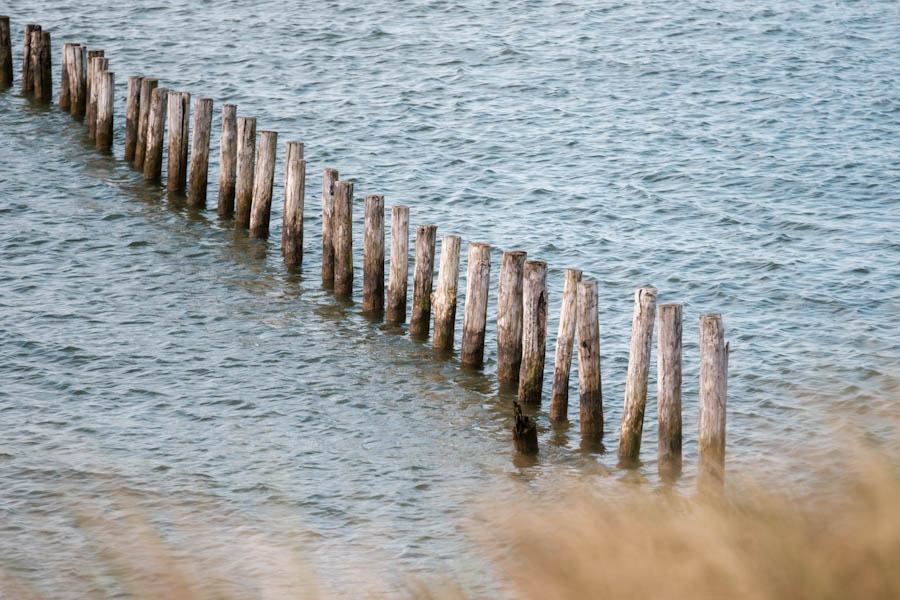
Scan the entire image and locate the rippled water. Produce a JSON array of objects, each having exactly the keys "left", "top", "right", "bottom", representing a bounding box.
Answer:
[{"left": 2, "top": 0, "right": 899, "bottom": 595}]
